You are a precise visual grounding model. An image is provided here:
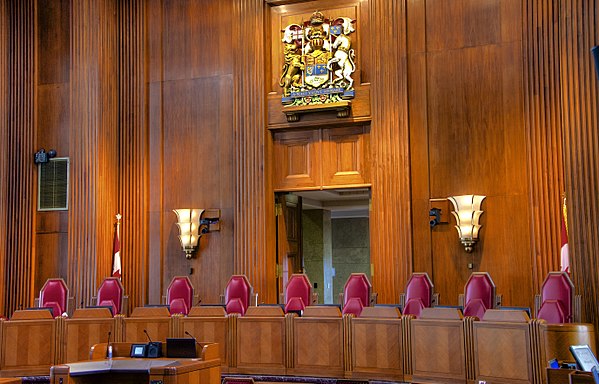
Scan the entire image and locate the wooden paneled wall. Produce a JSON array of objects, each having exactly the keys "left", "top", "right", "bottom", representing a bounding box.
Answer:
[
  {"left": 1, "top": 0, "right": 599, "bottom": 328},
  {"left": 147, "top": 0, "right": 236, "bottom": 304},
  {"left": 1, "top": 0, "right": 37, "bottom": 316},
  {"left": 68, "top": 0, "right": 119, "bottom": 306}
]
